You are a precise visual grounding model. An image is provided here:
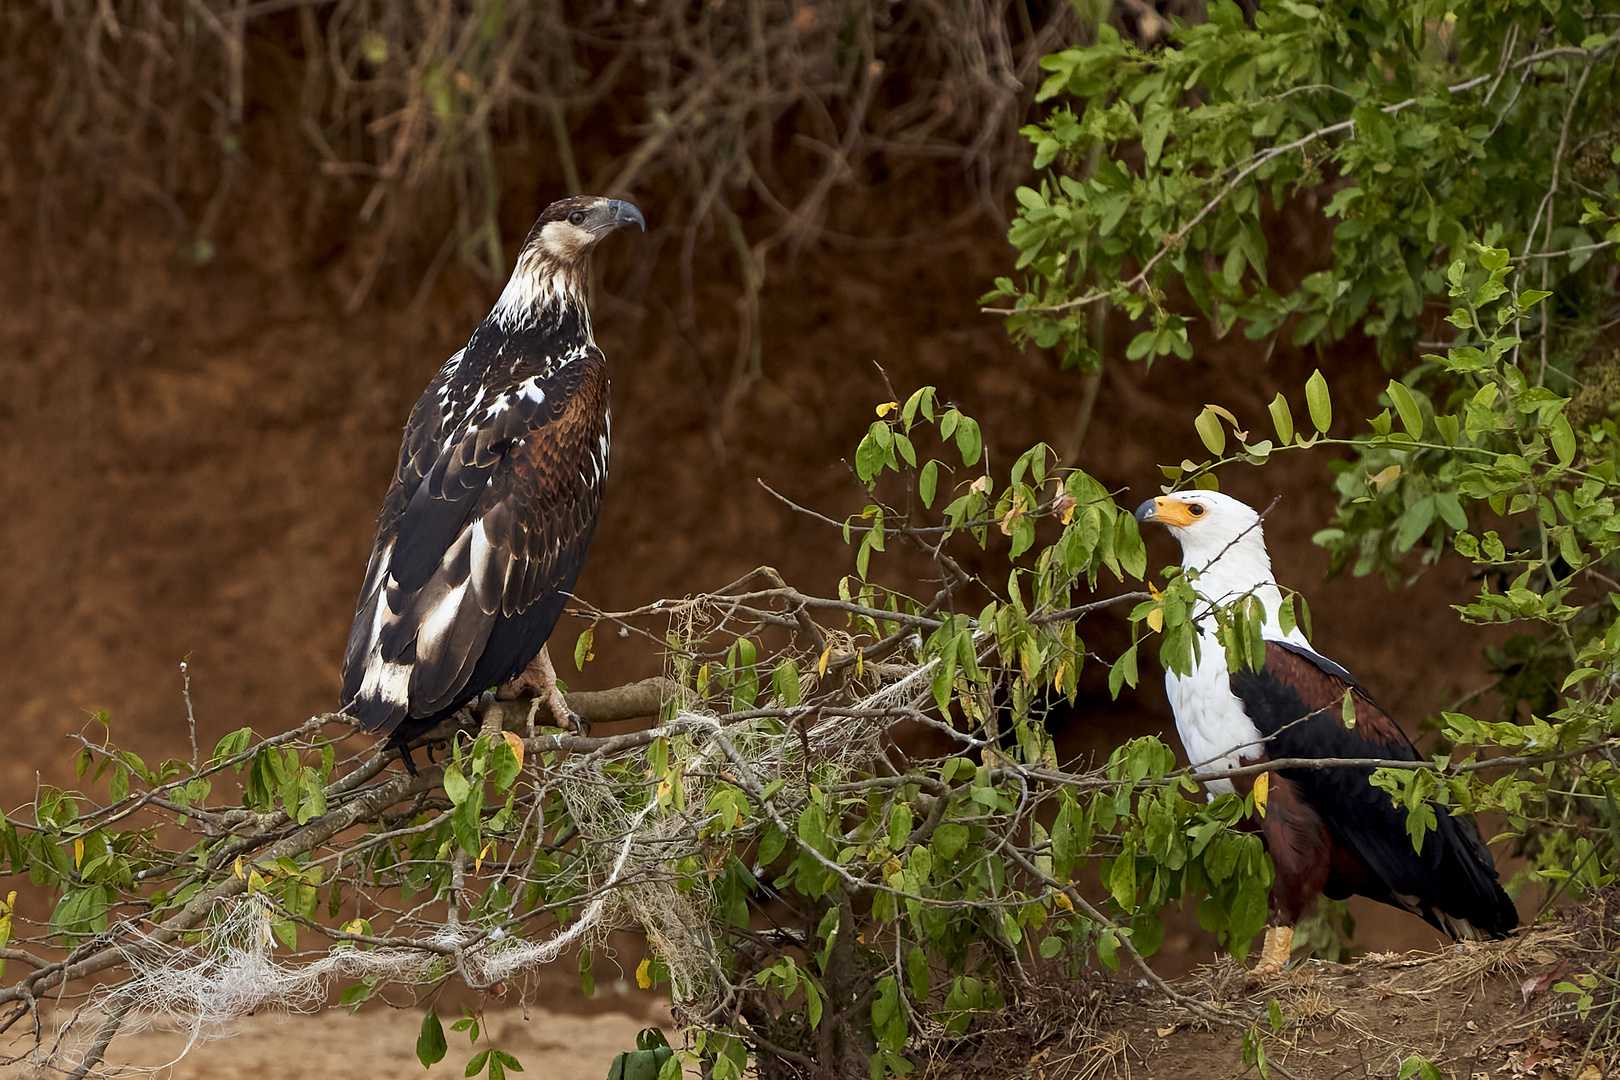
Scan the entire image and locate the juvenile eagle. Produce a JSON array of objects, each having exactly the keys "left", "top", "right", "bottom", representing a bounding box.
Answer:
[
  {"left": 341, "top": 195, "right": 645, "bottom": 763},
  {"left": 1136, "top": 490, "right": 1517, "bottom": 974}
]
